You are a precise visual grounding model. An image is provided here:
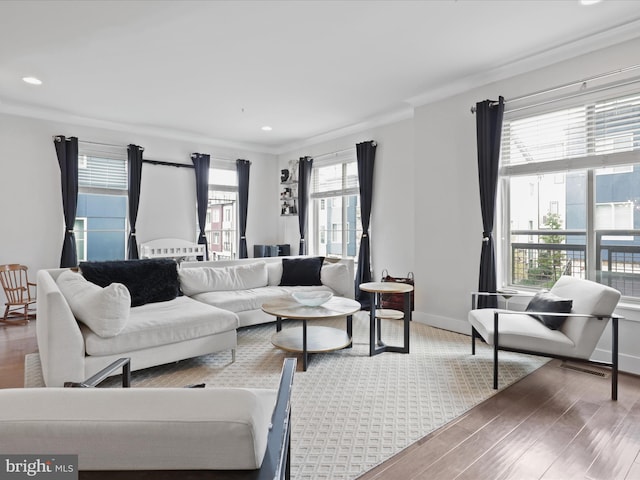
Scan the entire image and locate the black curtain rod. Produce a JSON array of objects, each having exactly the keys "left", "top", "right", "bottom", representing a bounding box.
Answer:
[
  {"left": 470, "top": 63, "right": 640, "bottom": 114},
  {"left": 72, "top": 139, "right": 241, "bottom": 166},
  {"left": 143, "top": 159, "right": 194, "bottom": 168}
]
